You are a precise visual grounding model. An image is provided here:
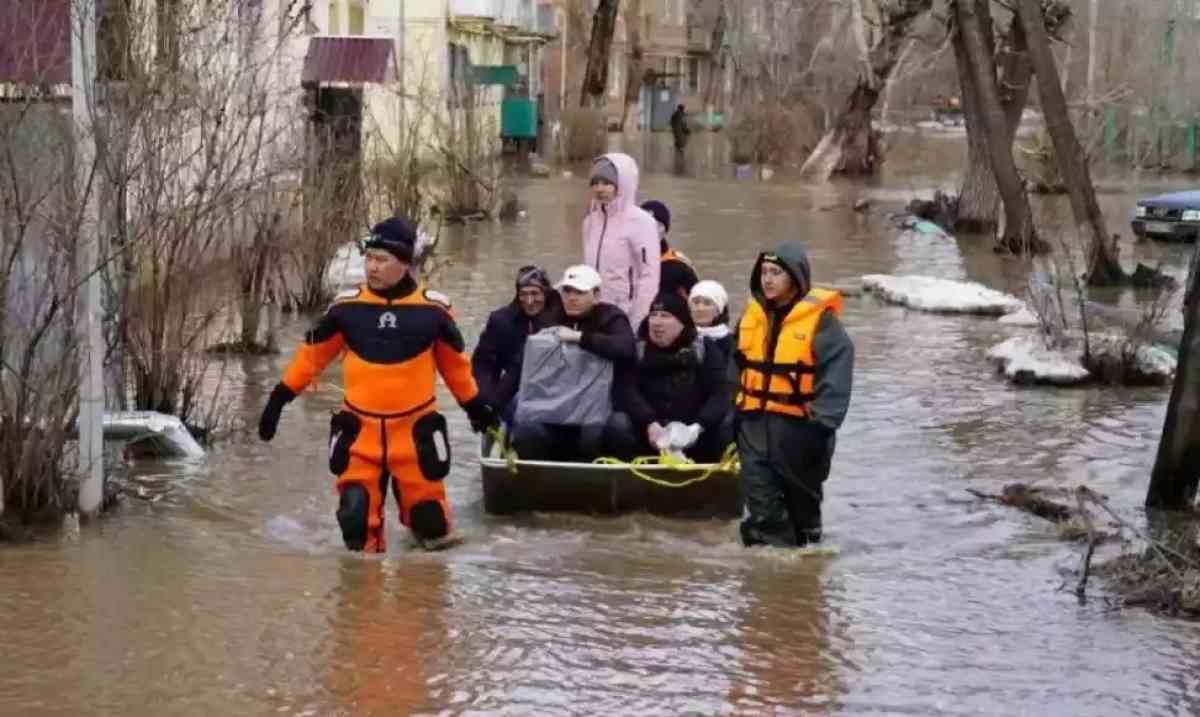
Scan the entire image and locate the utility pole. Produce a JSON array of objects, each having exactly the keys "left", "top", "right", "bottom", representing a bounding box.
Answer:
[{"left": 72, "top": 0, "right": 106, "bottom": 516}]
